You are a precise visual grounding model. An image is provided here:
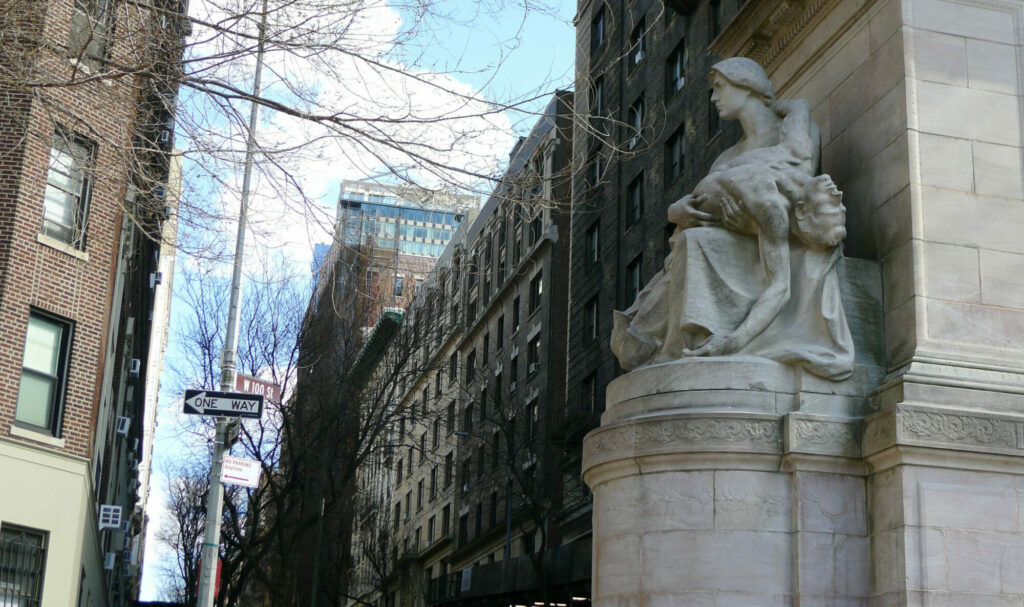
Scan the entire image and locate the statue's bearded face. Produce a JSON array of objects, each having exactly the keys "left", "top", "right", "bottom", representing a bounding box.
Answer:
[
  {"left": 797, "top": 178, "right": 847, "bottom": 247},
  {"left": 710, "top": 73, "right": 751, "bottom": 120}
]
